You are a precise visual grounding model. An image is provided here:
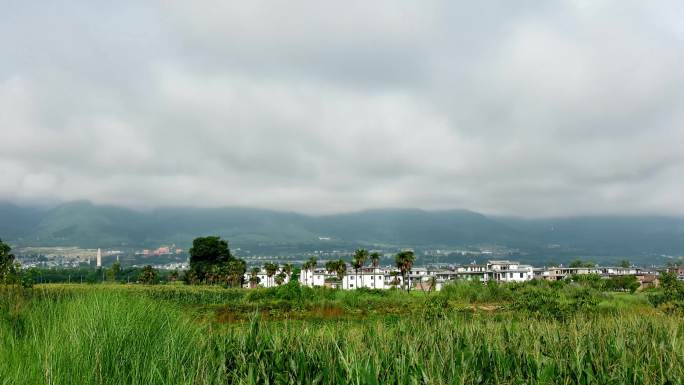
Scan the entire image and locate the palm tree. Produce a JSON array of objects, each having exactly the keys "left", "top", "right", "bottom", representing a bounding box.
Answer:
[
  {"left": 248, "top": 267, "right": 260, "bottom": 288},
  {"left": 282, "top": 263, "right": 293, "bottom": 281},
  {"left": 275, "top": 272, "right": 286, "bottom": 286},
  {"left": 264, "top": 262, "right": 277, "bottom": 287},
  {"left": 307, "top": 257, "right": 318, "bottom": 286},
  {"left": 208, "top": 265, "right": 221, "bottom": 285},
  {"left": 335, "top": 259, "right": 347, "bottom": 287},
  {"left": 301, "top": 261, "right": 311, "bottom": 285},
  {"left": 370, "top": 252, "right": 381, "bottom": 268},
  {"left": 352, "top": 248, "right": 369, "bottom": 289},
  {"left": 325, "top": 260, "right": 337, "bottom": 288},
  {"left": 325, "top": 260, "right": 338, "bottom": 276},
  {"left": 325, "top": 260, "right": 346, "bottom": 289},
  {"left": 390, "top": 271, "right": 400, "bottom": 289},
  {"left": 225, "top": 259, "right": 246, "bottom": 287},
  {"left": 395, "top": 250, "right": 416, "bottom": 292}
]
